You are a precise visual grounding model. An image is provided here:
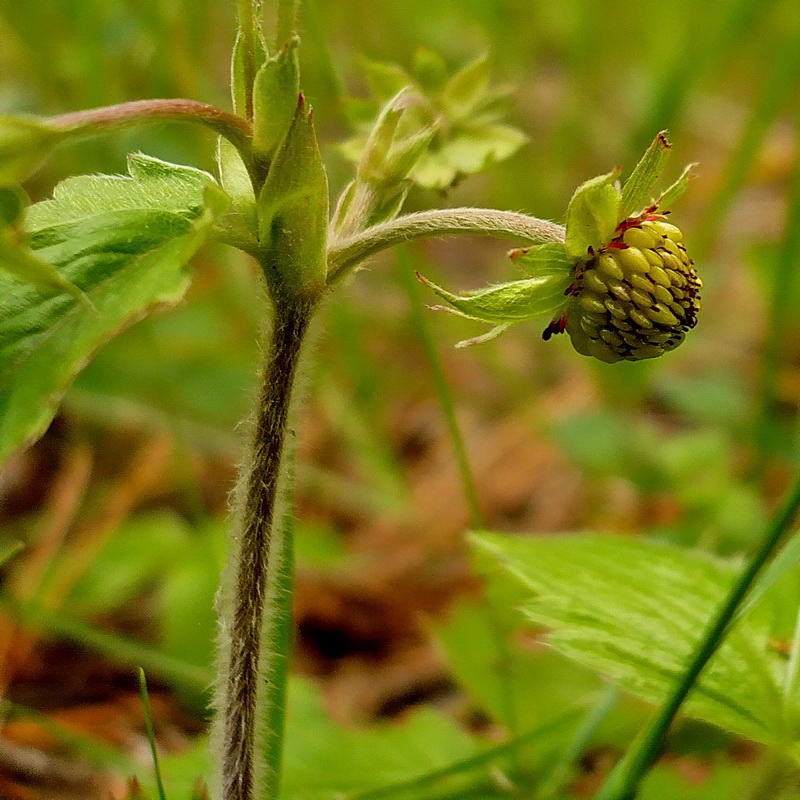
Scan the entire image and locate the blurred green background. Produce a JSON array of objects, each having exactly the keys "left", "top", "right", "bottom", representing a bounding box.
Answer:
[{"left": 1, "top": 0, "right": 799, "bottom": 797}]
